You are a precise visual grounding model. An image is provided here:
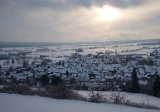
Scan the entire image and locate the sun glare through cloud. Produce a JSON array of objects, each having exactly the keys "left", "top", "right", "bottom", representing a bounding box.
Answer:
[{"left": 96, "top": 5, "right": 122, "bottom": 22}]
